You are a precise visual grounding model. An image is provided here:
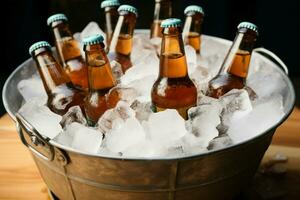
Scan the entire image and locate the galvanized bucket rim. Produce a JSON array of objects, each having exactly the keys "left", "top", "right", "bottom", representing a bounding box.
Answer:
[{"left": 2, "top": 34, "right": 296, "bottom": 161}]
